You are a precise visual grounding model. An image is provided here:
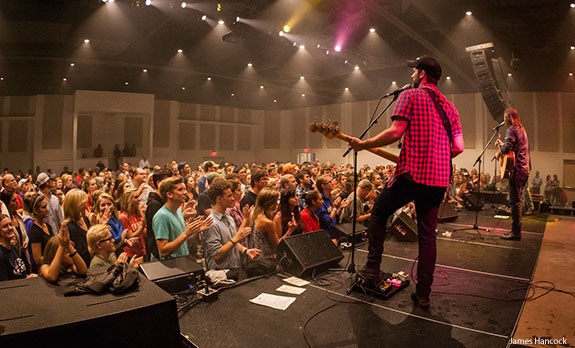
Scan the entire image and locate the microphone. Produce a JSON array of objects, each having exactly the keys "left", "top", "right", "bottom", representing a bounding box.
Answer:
[
  {"left": 492, "top": 121, "right": 505, "bottom": 130},
  {"left": 384, "top": 84, "right": 412, "bottom": 98}
]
